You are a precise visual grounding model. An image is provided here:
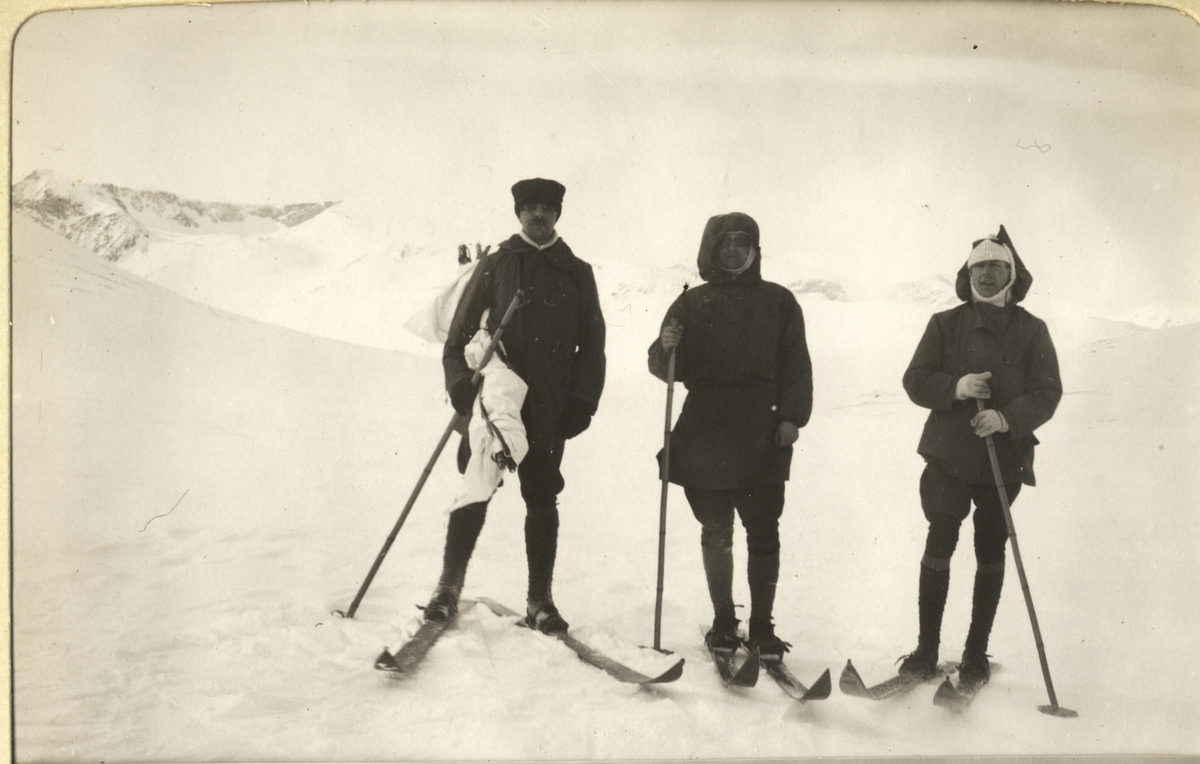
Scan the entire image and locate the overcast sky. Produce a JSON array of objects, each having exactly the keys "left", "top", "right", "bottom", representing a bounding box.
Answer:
[{"left": 11, "top": 0, "right": 1200, "bottom": 314}]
